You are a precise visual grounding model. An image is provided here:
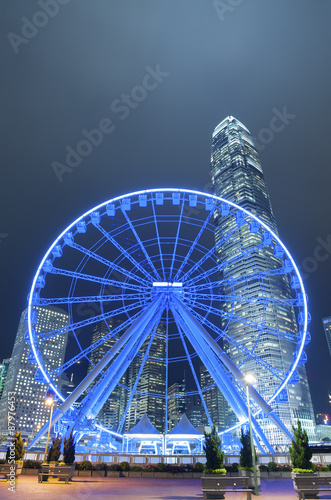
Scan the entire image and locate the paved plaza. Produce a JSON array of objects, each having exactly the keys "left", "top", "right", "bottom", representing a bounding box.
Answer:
[{"left": 1, "top": 477, "right": 331, "bottom": 500}]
